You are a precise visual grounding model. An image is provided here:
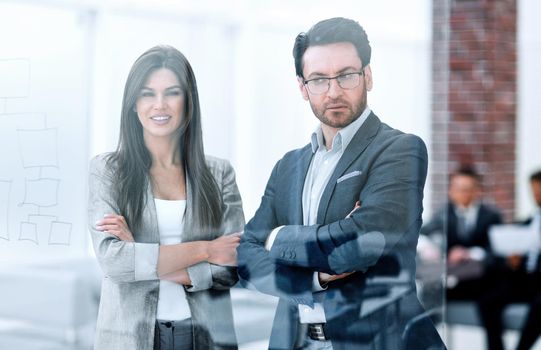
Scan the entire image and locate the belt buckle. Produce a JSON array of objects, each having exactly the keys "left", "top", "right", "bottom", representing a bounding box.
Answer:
[{"left": 308, "top": 323, "right": 327, "bottom": 341}]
